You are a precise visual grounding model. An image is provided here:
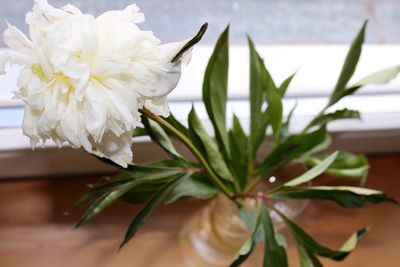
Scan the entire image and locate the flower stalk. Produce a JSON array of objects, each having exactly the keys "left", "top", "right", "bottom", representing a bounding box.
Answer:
[{"left": 139, "top": 108, "right": 234, "bottom": 200}]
